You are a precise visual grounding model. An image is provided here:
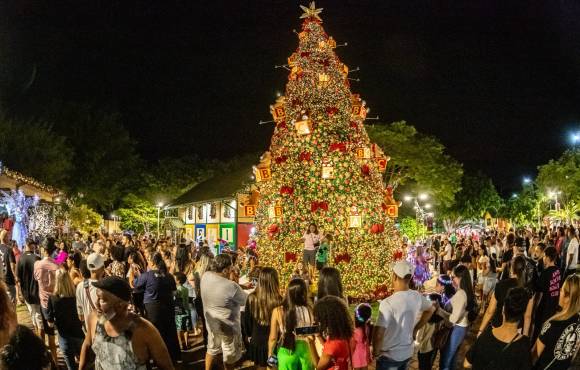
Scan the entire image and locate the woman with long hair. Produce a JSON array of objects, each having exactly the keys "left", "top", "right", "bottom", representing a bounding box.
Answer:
[
  {"left": 244, "top": 267, "right": 284, "bottom": 370},
  {"left": 308, "top": 296, "right": 355, "bottom": 370},
  {"left": 133, "top": 252, "right": 180, "bottom": 361},
  {"left": 0, "top": 281, "right": 17, "bottom": 348},
  {"left": 173, "top": 243, "right": 194, "bottom": 276},
  {"left": 268, "top": 278, "right": 314, "bottom": 370},
  {"left": 194, "top": 249, "right": 214, "bottom": 345},
  {"left": 302, "top": 223, "right": 322, "bottom": 278},
  {"left": 66, "top": 252, "right": 83, "bottom": 286},
  {"left": 532, "top": 274, "right": 580, "bottom": 370},
  {"left": 479, "top": 256, "right": 534, "bottom": 337},
  {"left": 437, "top": 264, "right": 477, "bottom": 370},
  {"left": 317, "top": 267, "right": 346, "bottom": 302},
  {"left": 465, "top": 287, "right": 532, "bottom": 369},
  {"left": 46, "top": 270, "right": 84, "bottom": 370}
]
